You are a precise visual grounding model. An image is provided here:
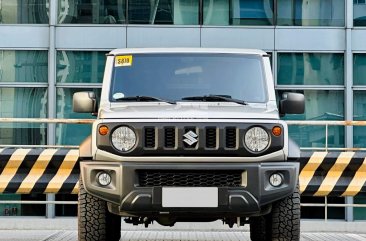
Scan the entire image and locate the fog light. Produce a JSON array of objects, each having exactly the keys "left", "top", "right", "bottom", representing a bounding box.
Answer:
[
  {"left": 97, "top": 172, "right": 111, "bottom": 186},
  {"left": 269, "top": 173, "right": 283, "bottom": 187}
]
